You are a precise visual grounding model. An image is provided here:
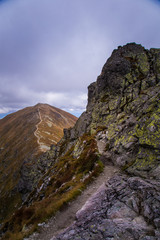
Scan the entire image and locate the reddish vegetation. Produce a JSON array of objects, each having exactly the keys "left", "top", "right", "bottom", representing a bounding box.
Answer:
[{"left": 0, "top": 103, "right": 77, "bottom": 223}]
